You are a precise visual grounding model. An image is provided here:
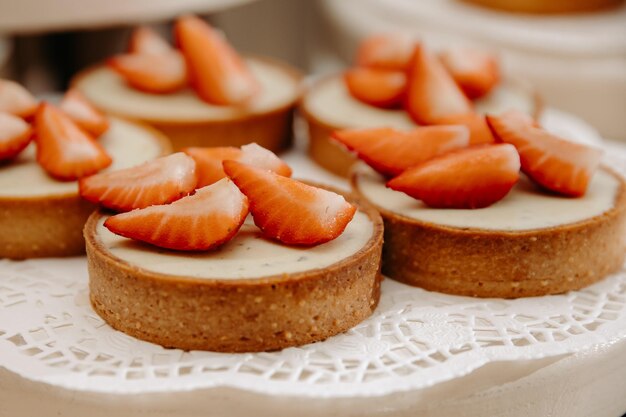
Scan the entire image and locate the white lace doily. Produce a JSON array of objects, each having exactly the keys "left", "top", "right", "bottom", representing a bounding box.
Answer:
[
  {"left": 1, "top": 111, "right": 625, "bottom": 398},
  {"left": 1, "top": 257, "right": 625, "bottom": 397}
]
